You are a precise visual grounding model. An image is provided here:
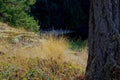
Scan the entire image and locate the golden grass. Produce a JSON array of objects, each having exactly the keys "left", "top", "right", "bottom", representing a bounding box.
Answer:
[{"left": 0, "top": 22, "right": 88, "bottom": 80}]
